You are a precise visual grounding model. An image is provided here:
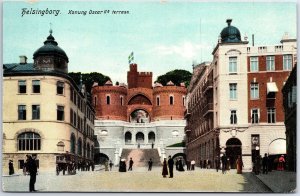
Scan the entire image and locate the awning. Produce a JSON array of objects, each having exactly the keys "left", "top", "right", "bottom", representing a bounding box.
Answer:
[
  {"left": 267, "top": 82, "right": 278, "bottom": 94},
  {"left": 268, "top": 139, "right": 286, "bottom": 155}
]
